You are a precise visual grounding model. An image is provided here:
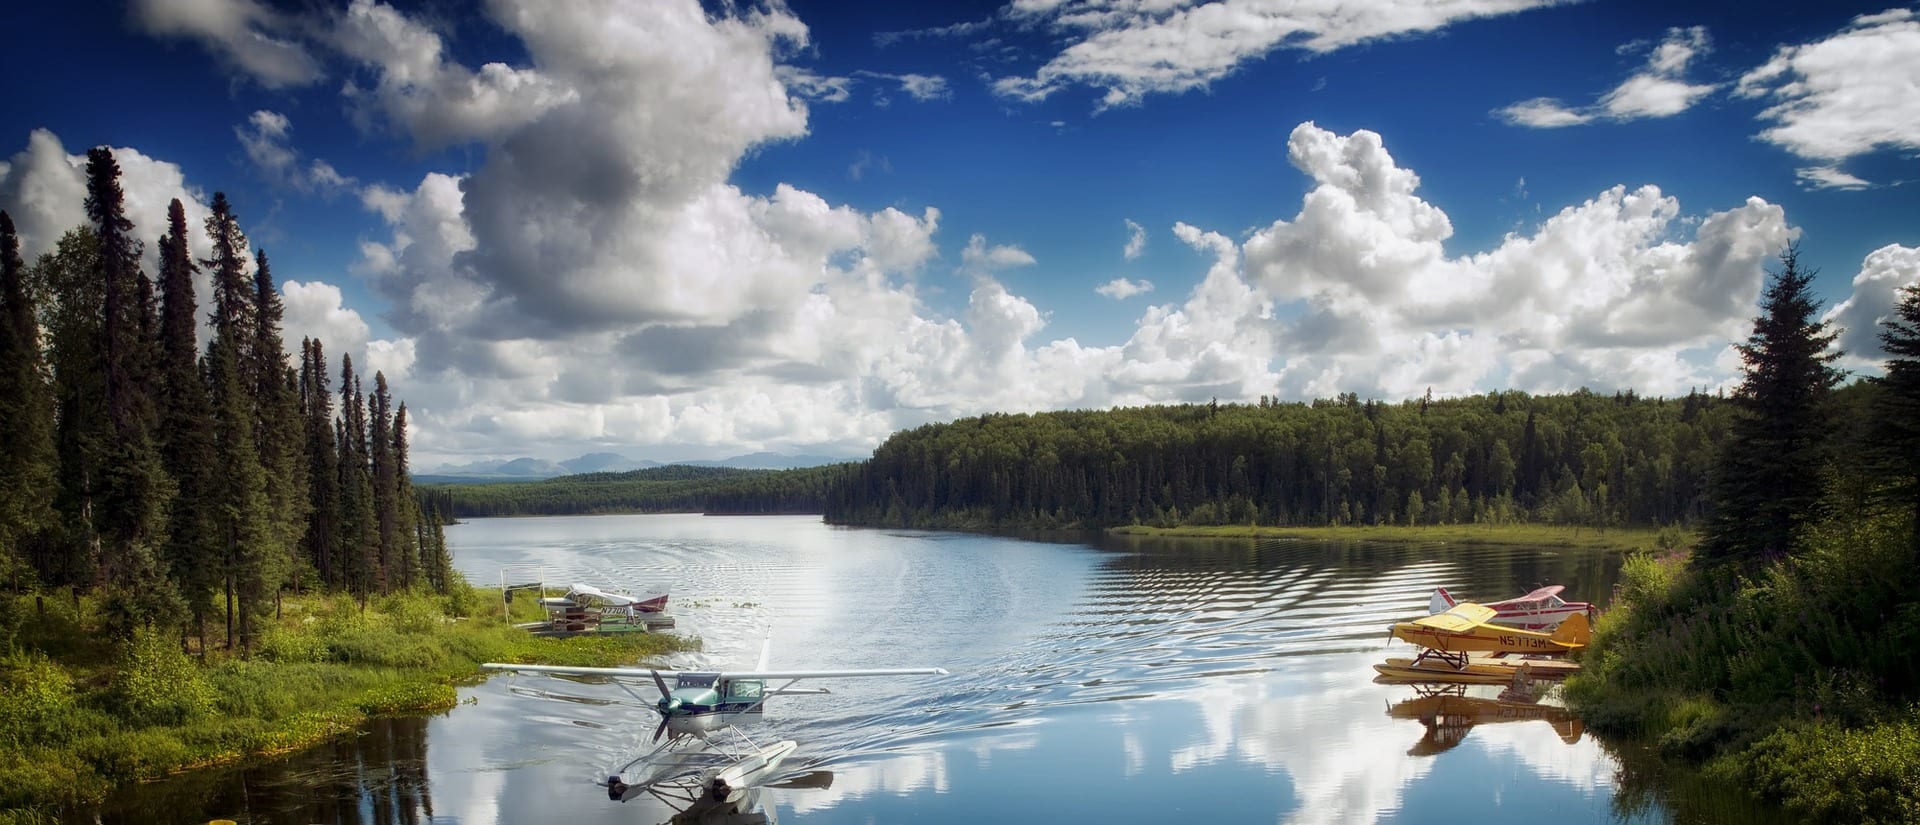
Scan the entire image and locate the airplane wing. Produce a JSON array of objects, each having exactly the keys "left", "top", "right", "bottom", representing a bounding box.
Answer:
[
  {"left": 480, "top": 663, "right": 948, "bottom": 679},
  {"left": 1410, "top": 603, "right": 1497, "bottom": 632},
  {"left": 715, "top": 668, "right": 948, "bottom": 679}
]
